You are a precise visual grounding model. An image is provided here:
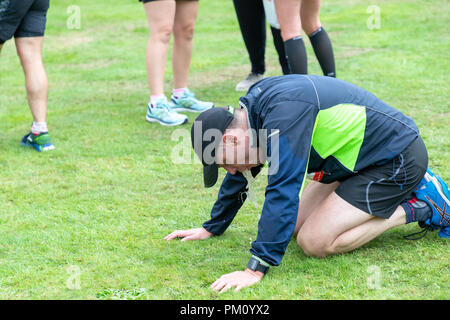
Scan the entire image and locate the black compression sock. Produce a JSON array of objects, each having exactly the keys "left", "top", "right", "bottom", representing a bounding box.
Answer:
[
  {"left": 308, "top": 27, "right": 336, "bottom": 77},
  {"left": 283, "top": 36, "right": 308, "bottom": 74},
  {"left": 270, "top": 27, "right": 290, "bottom": 75},
  {"left": 401, "top": 196, "right": 432, "bottom": 224}
]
